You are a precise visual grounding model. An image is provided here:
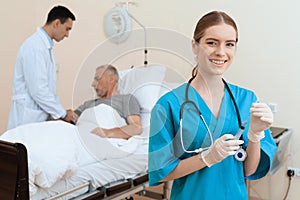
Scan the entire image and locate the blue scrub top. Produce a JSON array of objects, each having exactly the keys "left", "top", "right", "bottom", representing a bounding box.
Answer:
[{"left": 148, "top": 83, "right": 277, "bottom": 200}]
